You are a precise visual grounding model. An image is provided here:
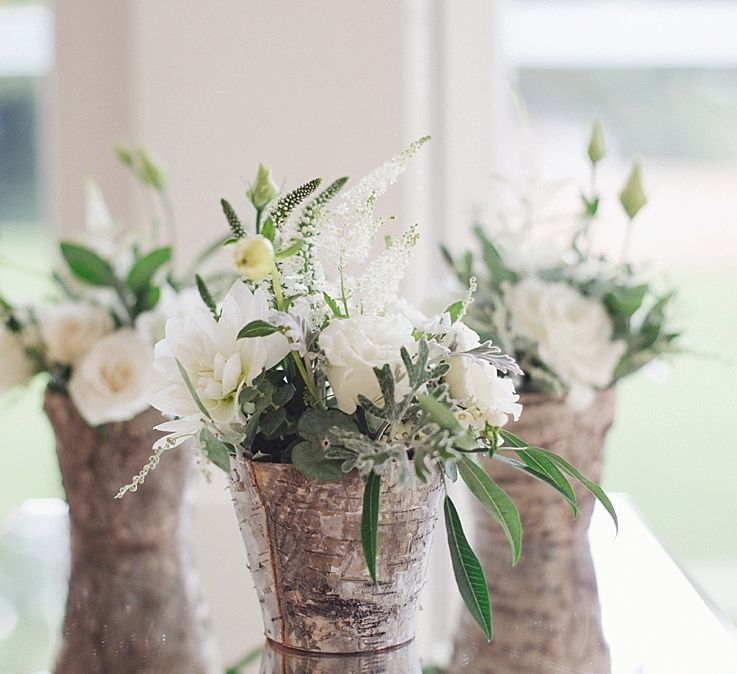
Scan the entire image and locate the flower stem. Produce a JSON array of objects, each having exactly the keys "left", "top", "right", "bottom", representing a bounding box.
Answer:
[
  {"left": 270, "top": 266, "right": 285, "bottom": 310},
  {"left": 339, "top": 265, "right": 350, "bottom": 317}
]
